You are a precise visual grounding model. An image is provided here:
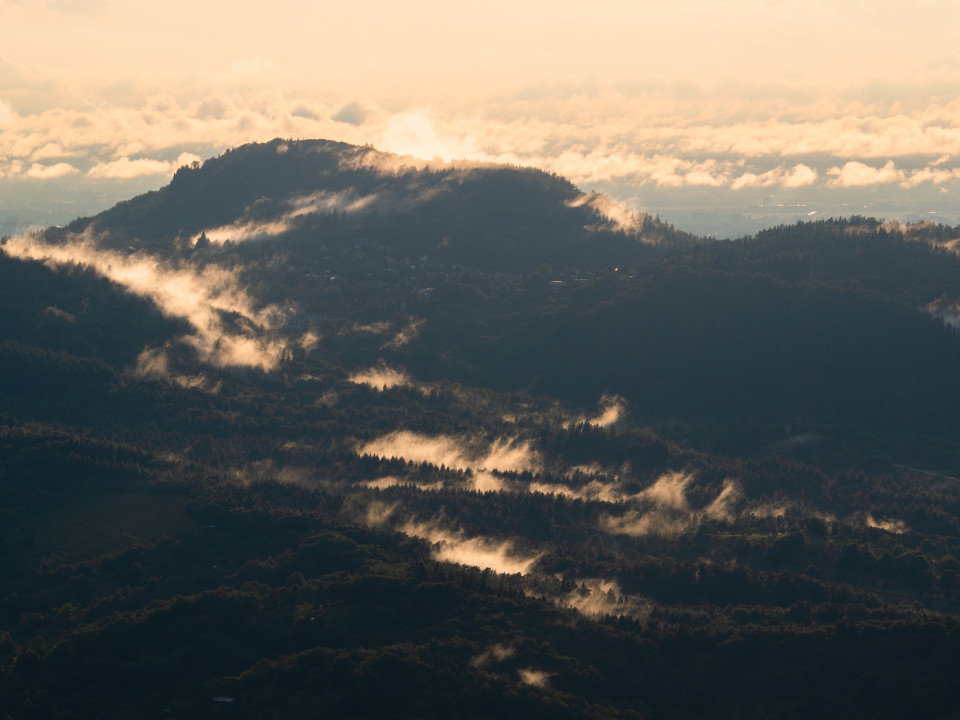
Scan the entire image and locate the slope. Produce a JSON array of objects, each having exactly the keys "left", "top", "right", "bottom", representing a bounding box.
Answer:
[{"left": 55, "top": 138, "right": 694, "bottom": 273}]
